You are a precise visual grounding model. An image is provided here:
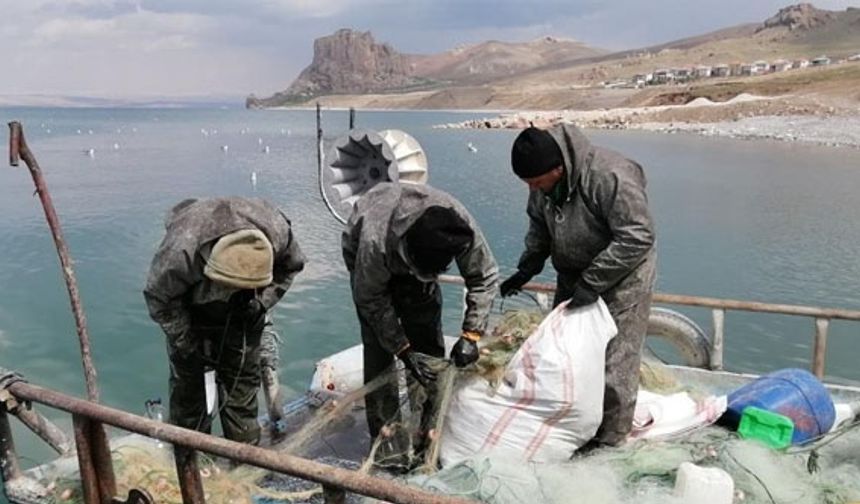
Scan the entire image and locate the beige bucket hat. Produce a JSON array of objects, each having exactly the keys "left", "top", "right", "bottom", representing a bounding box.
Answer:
[{"left": 204, "top": 229, "right": 274, "bottom": 289}]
